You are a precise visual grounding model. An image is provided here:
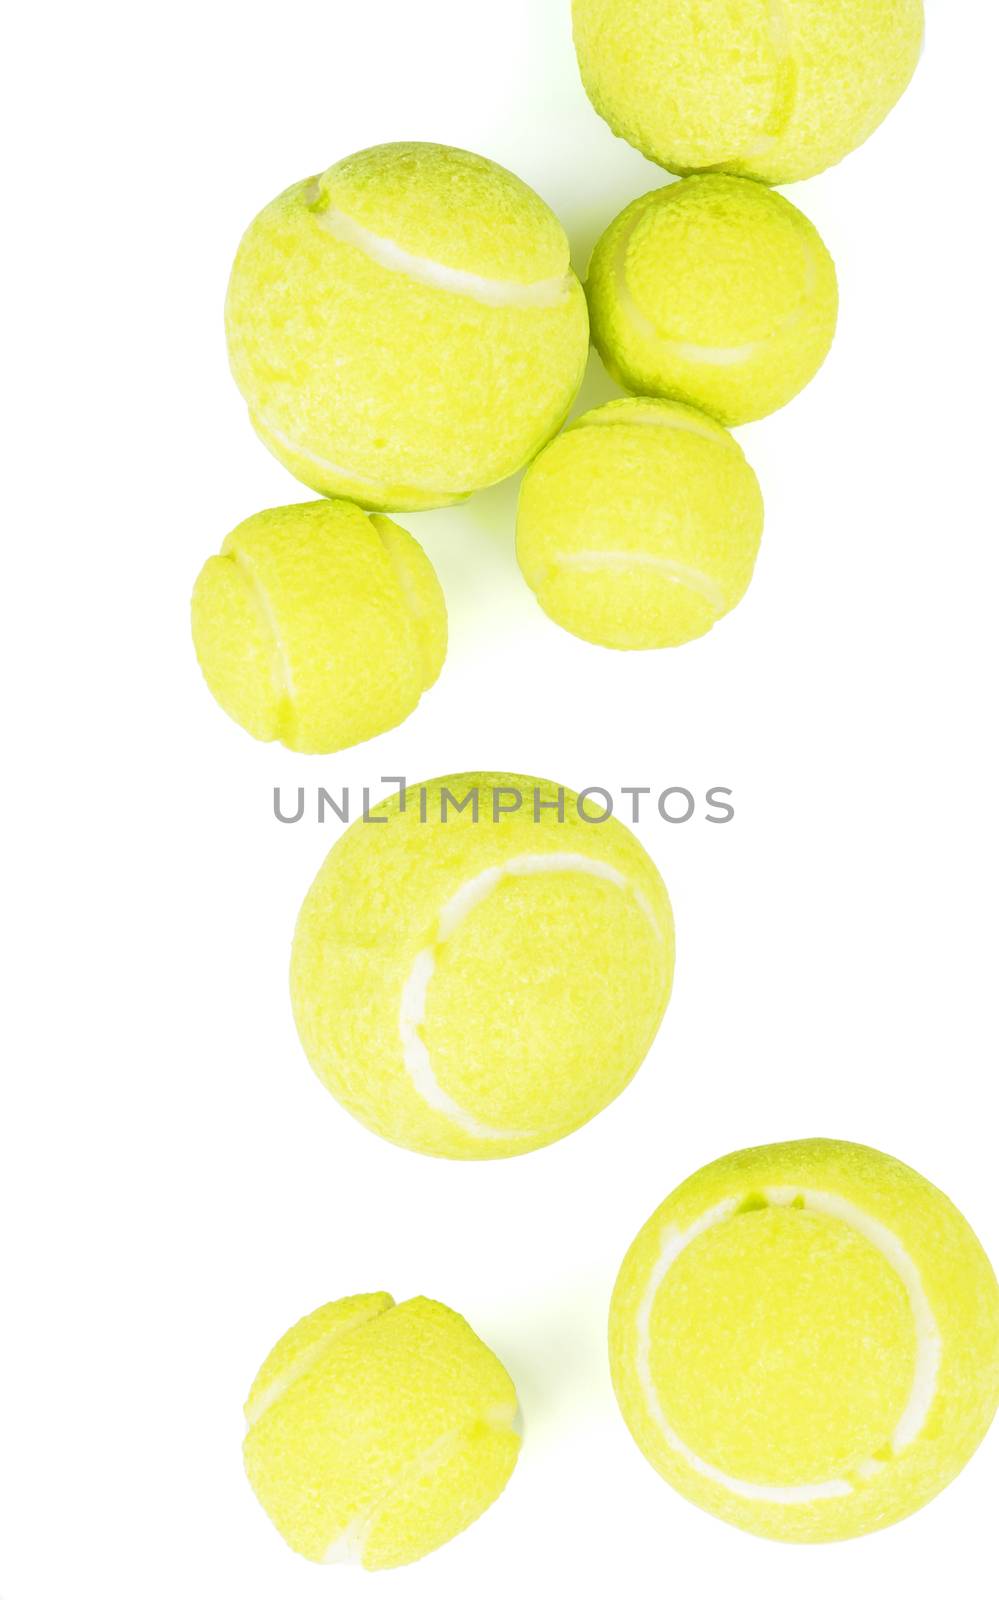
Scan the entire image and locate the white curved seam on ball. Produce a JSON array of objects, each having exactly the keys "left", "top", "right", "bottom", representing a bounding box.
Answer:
[
  {"left": 252, "top": 414, "right": 467, "bottom": 501},
  {"left": 634, "top": 1188, "right": 941, "bottom": 1503},
  {"left": 315, "top": 204, "right": 576, "bottom": 309},
  {"left": 610, "top": 216, "right": 758, "bottom": 367},
  {"left": 230, "top": 548, "right": 295, "bottom": 722},
  {"left": 321, "top": 1422, "right": 488, "bottom": 1565},
  {"left": 633, "top": 1199, "right": 852, "bottom": 1505},
  {"left": 612, "top": 200, "right": 817, "bottom": 368},
  {"left": 763, "top": 1187, "right": 942, "bottom": 1455},
  {"left": 436, "top": 853, "right": 663, "bottom": 944},
  {"left": 245, "top": 1330, "right": 345, "bottom": 1427},
  {"left": 372, "top": 518, "right": 425, "bottom": 643},
  {"left": 506, "top": 1403, "right": 526, "bottom": 1440},
  {"left": 245, "top": 1305, "right": 395, "bottom": 1427},
  {"left": 552, "top": 551, "right": 726, "bottom": 617},
  {"left": 321, "top": 1431, "right": 459, "bottom": 1566},
  {"left": 398, "top": 949, "right": 508, "bottom": 1140},
  {"left": 578, "top": 409, "right": 734, "bottom": 448},
  {"left": 320, "top": 1514, "right": 367, "bottom": 1567},
  {"left": 399, "top": 852, "right": 665, "bottom": 1142}
]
